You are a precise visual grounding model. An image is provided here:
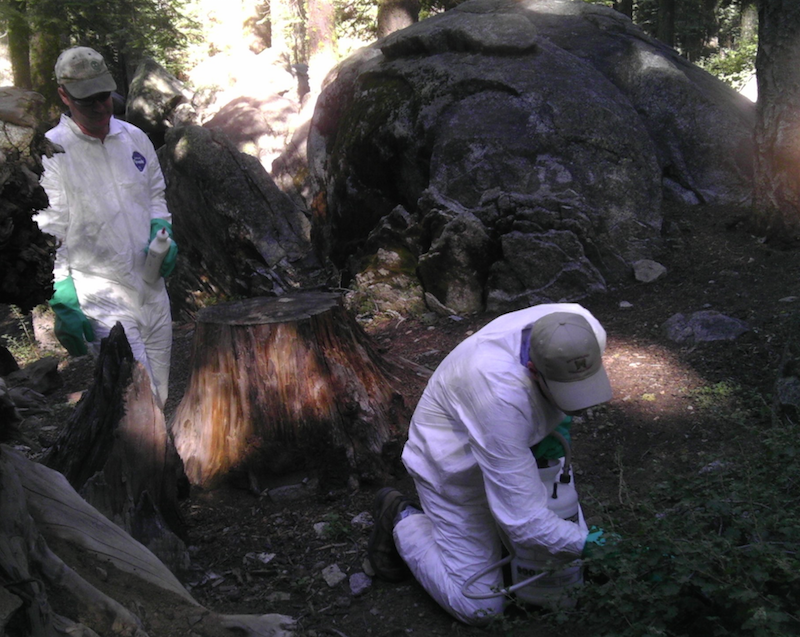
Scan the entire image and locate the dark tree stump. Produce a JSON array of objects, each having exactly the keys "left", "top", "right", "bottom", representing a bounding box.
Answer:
[
  {"left": 169, "top": 291, "right": 409, "bottom": 491},
  {"left": 42, "top": 323, "right": 188, "bottom": 572}
]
